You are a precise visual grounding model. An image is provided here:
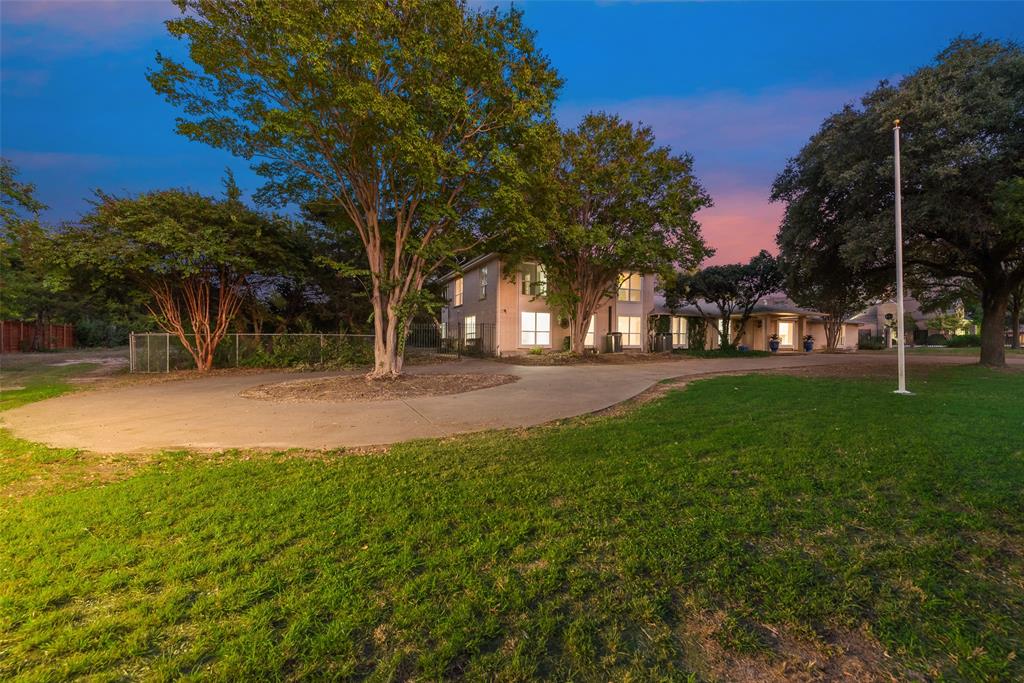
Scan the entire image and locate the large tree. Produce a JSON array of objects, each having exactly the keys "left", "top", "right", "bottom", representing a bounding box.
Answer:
[
  {"left": 775, "top": 38, "right": 1024, "bottom": 366},
  {"left": 665, "top": 251, "right": 783, "bottom": 350},
  {"left": 771, "top": 121, "right": 884, "bottom": 351},
  {"left": 65, "top": 178, "right": 293, "bottom": 371},
  {"left": 149, "top": 0, "right": 560, "bottom": 377},
  {"left": 524, "top": 112, "right": 711, "bottom": 353},
  {"left": 0, "top": 159, "right": 67, "bottom": 350}
]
